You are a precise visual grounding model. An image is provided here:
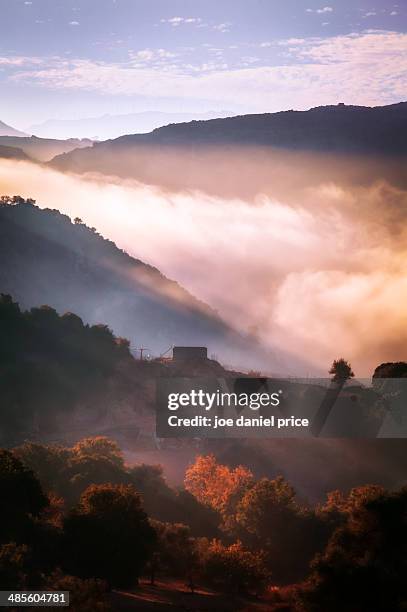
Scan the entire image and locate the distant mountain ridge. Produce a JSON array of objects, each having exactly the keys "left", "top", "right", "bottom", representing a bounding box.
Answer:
[
  {"left": 0, "top": 120, "right": 28, "bottom": 137},
  {"left": 54, "top": 102, "right": 407, "bottom": 165},
  {"left": 0, "top": 135, "right": 93, "bottom": 162},
  {"left": 104, "top": 102, "right": 407, "bottom": 153},
  {"left": 29, "top": 110, "right": 236, "bottom": 141},
  {"left": 48, "top": 102, "right": 407, "bottom": 192}
]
